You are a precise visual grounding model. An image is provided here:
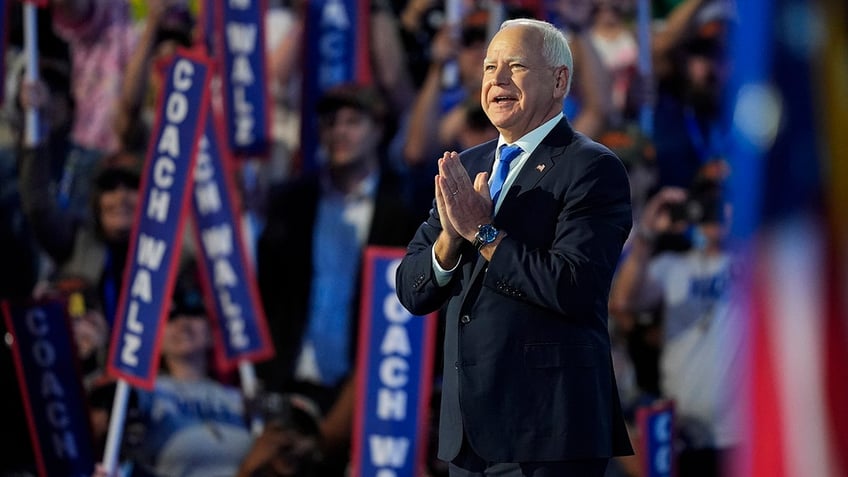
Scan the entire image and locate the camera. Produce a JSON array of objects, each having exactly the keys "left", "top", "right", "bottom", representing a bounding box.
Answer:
[{"left": 668, "top": 194, "right": 724, "bottom": 224}]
